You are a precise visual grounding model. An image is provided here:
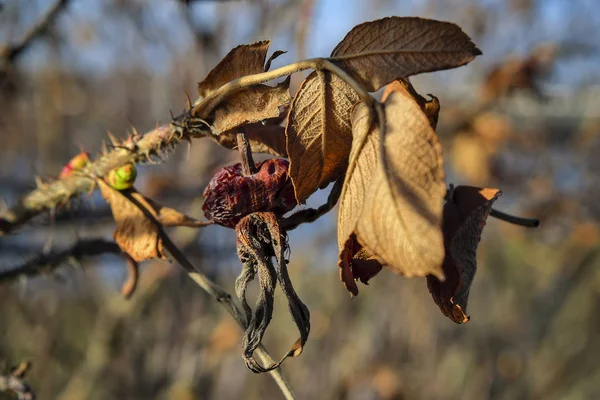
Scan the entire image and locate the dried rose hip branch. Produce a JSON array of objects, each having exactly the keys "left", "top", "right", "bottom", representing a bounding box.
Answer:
[
  {"left": 119, "top": 190, "right": 296, "bottom": 399},
  {"left": 0, "top": 15, "right": 539, "bottom": 395}
]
